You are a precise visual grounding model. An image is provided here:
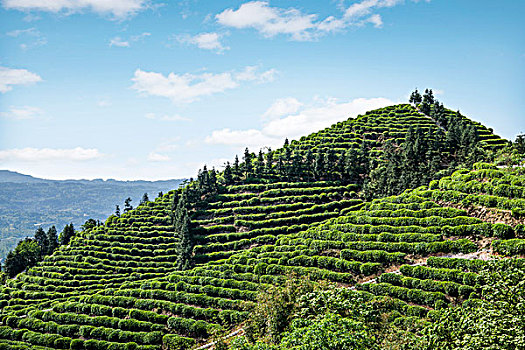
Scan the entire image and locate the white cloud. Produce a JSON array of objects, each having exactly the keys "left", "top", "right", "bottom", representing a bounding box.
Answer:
[
  {"left": 205, "top": 128, "right": 277, "bottom": 148},
  {"left": 262, "top": 97, "right": 302, "bottom": 119},
  {"left": 7, "top": 28, "right": 47, "bottom": 50},
  {"left": 131, "top": 32, "right": 150, "bottom": 41},
  {"left": 205, "top": 97, "right": 394, "bottom": 149},
  {"left": 0, "top": 147, "right": 103, "bottom": 161},
  {"left": 145, "top": 112, "right": 190, "bottom": 121},
  {"left": 2, "top": 0, "right": 150, "bottom": 19},
  {"left": 109, "top": 32, "right": 150, "bottom": 47},
  {"left": 0, "top": 106, "right": 43, "bottom": 120},
  {"left": 0, "top": 66, "right": 42, "bottom": 93},
  {"left": 147, "top": 152, "right": 171, "bottom": 162},
  {"left": 216, "top": 1, "right": 320, "bottom": 41},
  {"left": 176, "top": 32, "right": 229, "bottom": 53},
  {"left": 6, "top": 27, "right": 38, "bottom": 37},
  {"left": 366, "top": 14, "right": 383, "bottom": 28},
  {"left": 235, "top": 66, "right": 276, "bottom": 83},
  {"left": 109, "top": 37, "right": 130, "bottom": 47},
  {"left": 216, "top": 0, "right": 426, "bottom": 40},
  {"left": 131, "top": 66, "right": 276, "bottom": 104}
]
